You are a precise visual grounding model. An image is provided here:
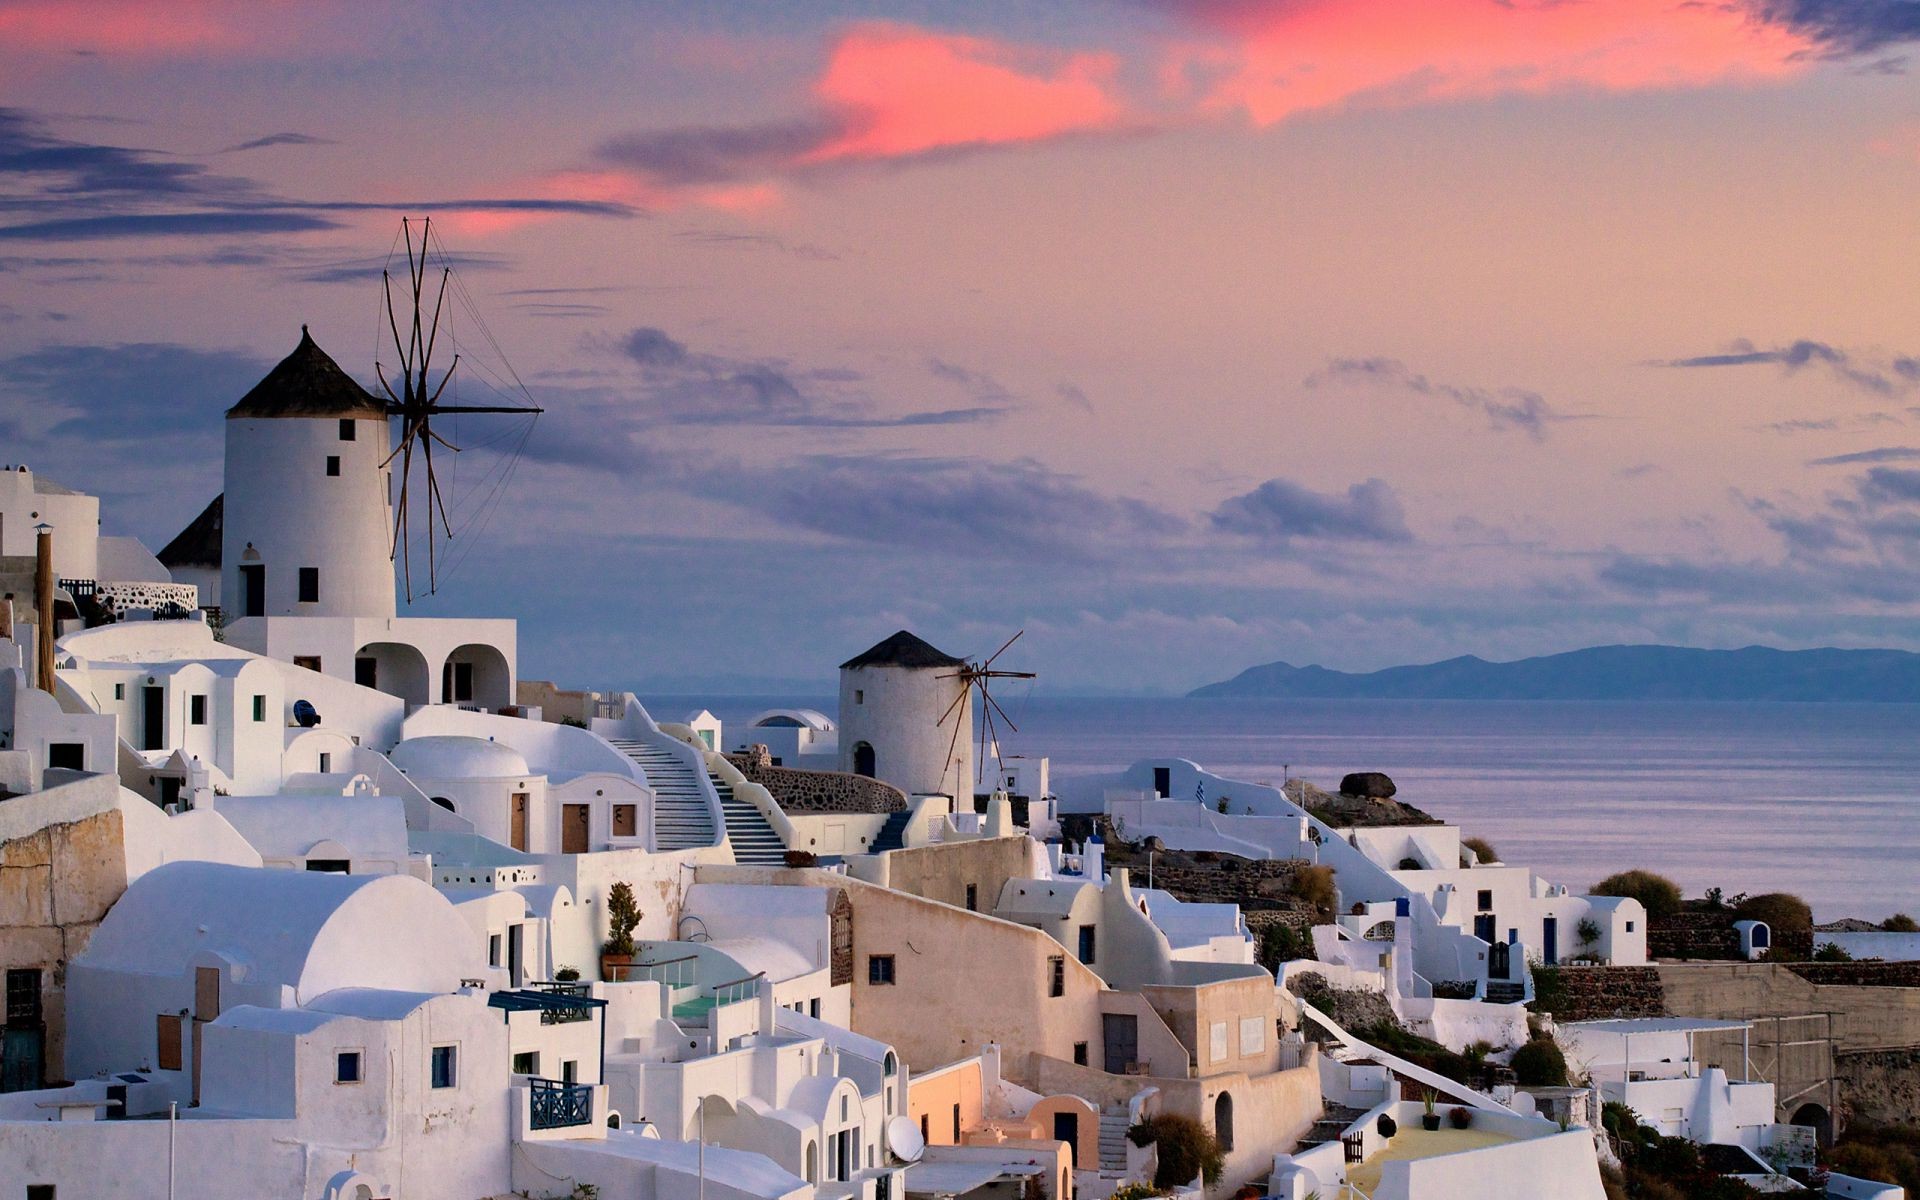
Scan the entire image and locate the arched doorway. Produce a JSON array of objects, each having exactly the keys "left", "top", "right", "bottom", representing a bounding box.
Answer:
[
  {"left": 1215, "top": 1092, "right": 1234, "bottom": 1152},
  {"left": 1791, "top": 1102, "right": 1833, "bottom": 1149},
  {"left": 442, "top": 643, "right": 510, "bottom": 709},
  {"left": 853, "top": 742, "right": 876, "bottom": 777},
  {"left": 805, "top": 1139, "right": 819, "bottom": 1182},
  {"left": 353, "top": 641, "right": 431, "bottom": 707}
]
